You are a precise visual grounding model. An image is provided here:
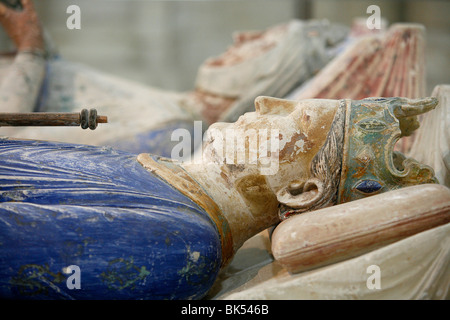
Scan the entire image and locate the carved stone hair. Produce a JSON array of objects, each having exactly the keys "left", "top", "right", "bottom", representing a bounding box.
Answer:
[{"left": 277, "top": 100, "right": 346, "bottom": 220}]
